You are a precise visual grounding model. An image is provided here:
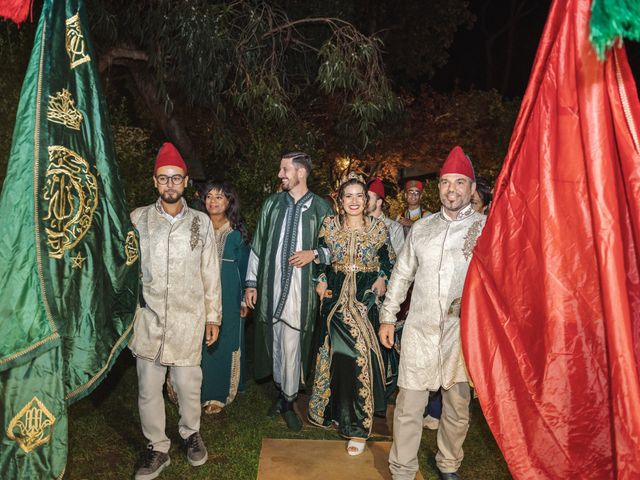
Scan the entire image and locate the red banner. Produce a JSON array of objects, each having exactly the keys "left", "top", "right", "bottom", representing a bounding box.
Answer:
[
  {"left": 461, "top": 0, "right": 640, "bottom": 478},
  {"left": 0, "top": 0, "right": 31, "bottom": 24}
]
